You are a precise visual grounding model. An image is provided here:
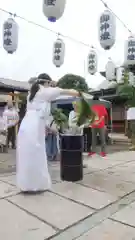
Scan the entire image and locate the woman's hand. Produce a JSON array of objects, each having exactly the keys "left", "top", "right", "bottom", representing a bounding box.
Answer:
[{"left": 70, "top": 89, "right": 80, "bottom": 97}]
